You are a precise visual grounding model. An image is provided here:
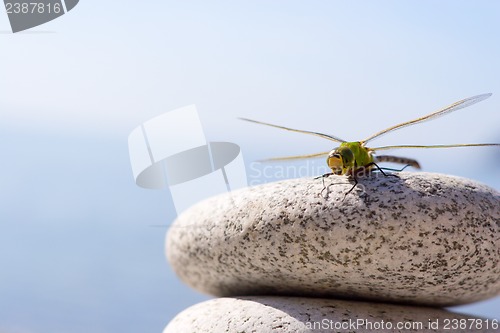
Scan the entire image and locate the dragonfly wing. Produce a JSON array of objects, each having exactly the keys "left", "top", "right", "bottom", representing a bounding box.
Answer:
[
  {"left": 372, "top": 143, "right": 500, "bottom": 151},
  {"left": 362, "top": 93, "right": 492, "bottom": 144},
  {"left": 258, "top": 151, "right": 329, "bottom": 162},
  {"left": 240, "top": 118, "right": 346, "bottom": 143}
]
